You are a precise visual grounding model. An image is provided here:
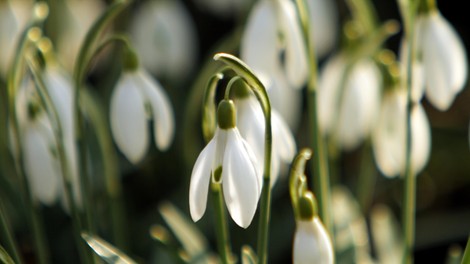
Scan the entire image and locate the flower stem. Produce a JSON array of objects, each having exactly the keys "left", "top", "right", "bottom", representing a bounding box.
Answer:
[
  {"left": 398, "top": 0, "right": 418, "bottom": 263},
  {"left": 213, "top": 53, "right": 273, "bottom": 264},
  {"left": 0, "top": 201, "right": 22, "bottom": 264},
  {"left": 211, "top": 180, "right": 232, "bottom": 264},
  {"left": 294, "top": 0, "right": 332, "bottom": 234},
  {"left": 72, "top": 0, "right": 131, "bottom": 237},
  {"left": 6, "top": 4, "right": 50, "bottom": 263}
]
